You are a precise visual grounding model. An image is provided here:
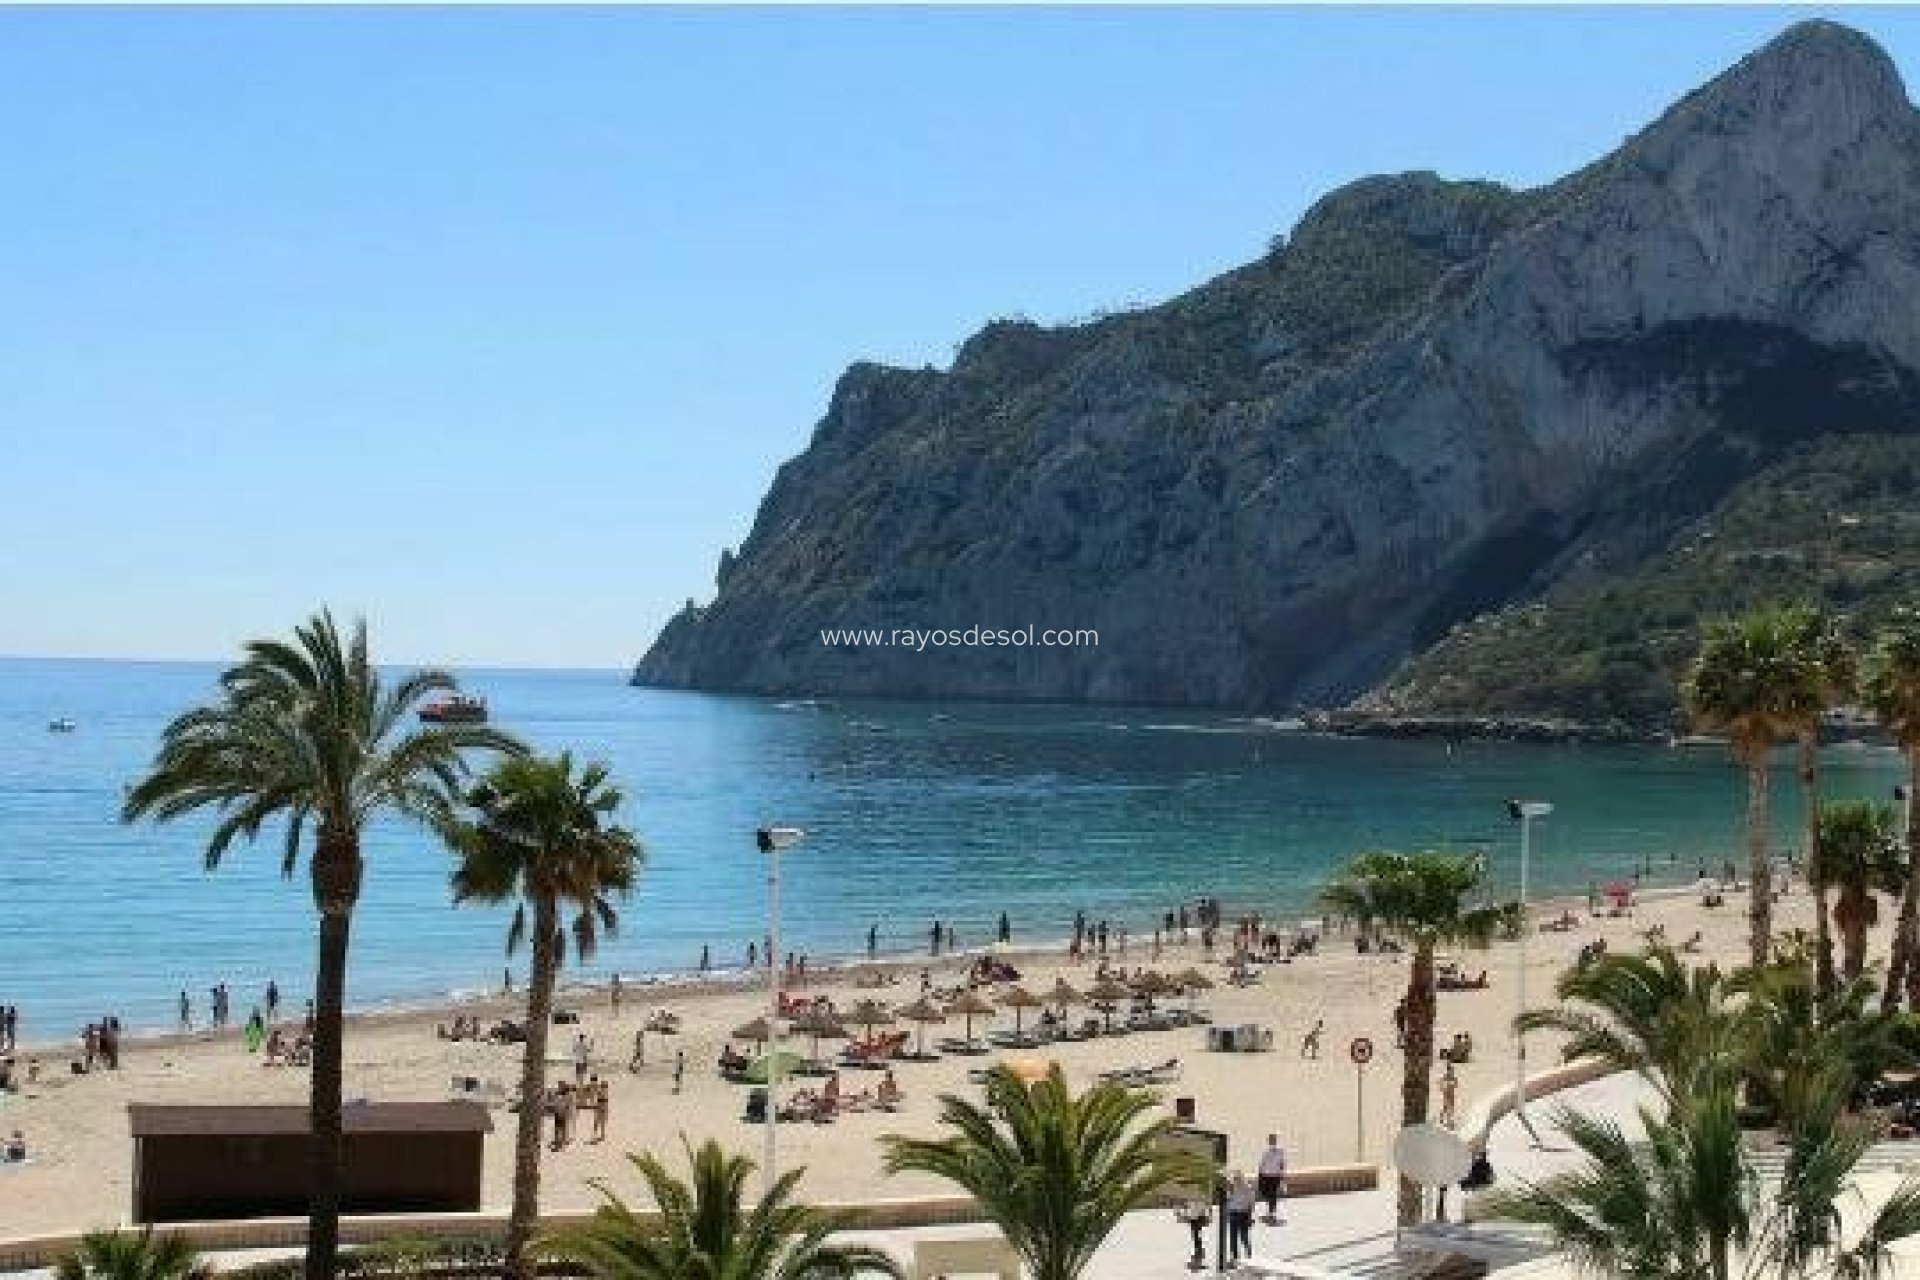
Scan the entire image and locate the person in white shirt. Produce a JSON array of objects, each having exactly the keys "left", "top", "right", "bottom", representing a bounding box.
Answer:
[{"left": 1258, "top": 1133, "right": 1288, "bottom": 1225}]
